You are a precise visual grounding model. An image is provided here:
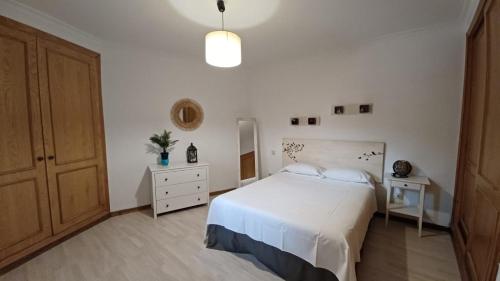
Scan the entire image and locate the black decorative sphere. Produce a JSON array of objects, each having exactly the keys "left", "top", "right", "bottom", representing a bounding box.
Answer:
[{"left": 392, "top": 160, "right": 412, "bottom": 178}]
